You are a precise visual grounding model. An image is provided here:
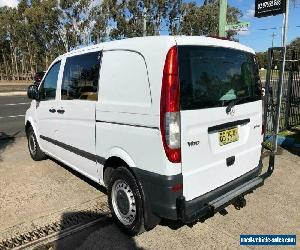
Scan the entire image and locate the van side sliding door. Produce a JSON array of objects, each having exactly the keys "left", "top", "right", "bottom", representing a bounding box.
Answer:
[
  {"left": 55, "top": 51, "right": 102, "bottom": 181},
  {"left": 96, "top": 49, "right": 159, "bottom": 183}
]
